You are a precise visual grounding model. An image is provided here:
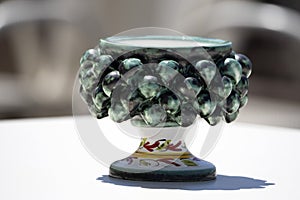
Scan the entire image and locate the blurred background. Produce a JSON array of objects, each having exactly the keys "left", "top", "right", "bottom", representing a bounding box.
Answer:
[{"left": 0, "top": 0, "right": 299, "bottom": 128}]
